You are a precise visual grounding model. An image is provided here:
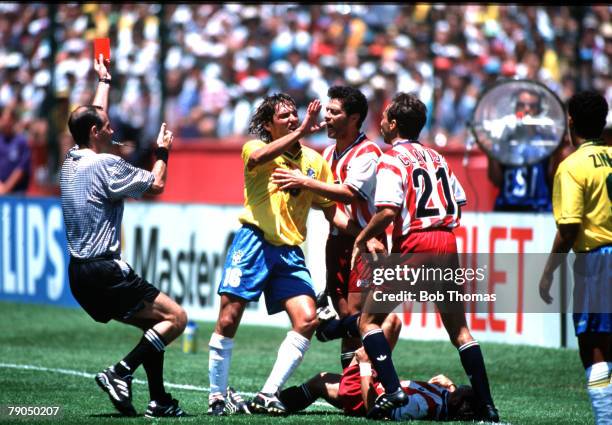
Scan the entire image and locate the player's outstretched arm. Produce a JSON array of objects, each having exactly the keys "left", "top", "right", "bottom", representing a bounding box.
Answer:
[
  {"left": 271, "top": 168, "right": 358, "bottom": 203},
  {"left": 355, "top": 348, "right": 378, "bottom": 411},
  {"left": 92, "top": 54, "right": 111, "bottom": 112},
  {"left": 351, "top": 206, "right": 397, "bottom": 269},
  {"left": 322, "top": 206, "right": 362, "bottom": 237},
  {"left": 147, "top": 123, "right": 173, "bottom": 195},
  {"left": 300, "top": 98, "right": 327, "bottom": 136},
  {"left": 247, "top": 100, "right": 326, "bottom": 170},
  {"left": 538, "top": 223, "right": 579, "bottom": 304}
]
